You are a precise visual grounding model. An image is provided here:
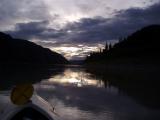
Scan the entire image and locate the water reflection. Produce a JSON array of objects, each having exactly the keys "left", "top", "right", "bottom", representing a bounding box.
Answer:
[
  {"left": 35, "top": 66, "right": 160, "bottom": 120},
  {"left": 85, "top": 65, "right": 160, "bottom": 109},
  {"left": 0, "top": 65, "right": 65, "bottom": 90},
  {"left": 1, "top": 65, "right": 160, "bottom": 120},
  {"left": 47, "top": 68, "right": 104, "bottom": 87}
]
